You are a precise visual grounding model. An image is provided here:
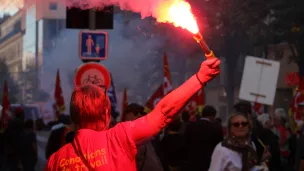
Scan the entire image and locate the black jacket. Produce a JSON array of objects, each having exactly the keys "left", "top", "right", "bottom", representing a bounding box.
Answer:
[{"left": 183, "top": 119, "right": 223, "bottom": 171}]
